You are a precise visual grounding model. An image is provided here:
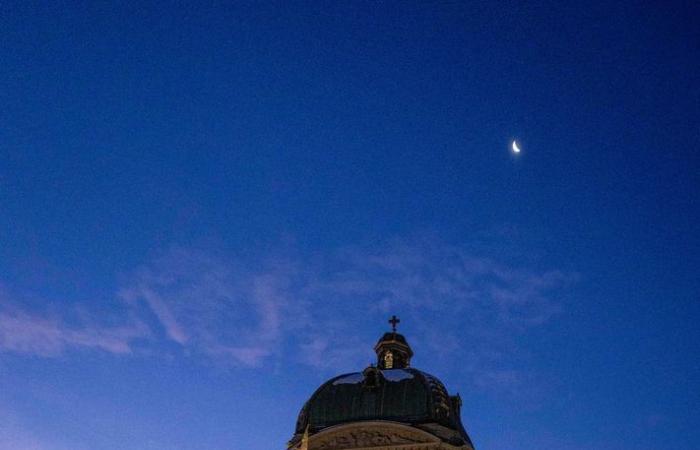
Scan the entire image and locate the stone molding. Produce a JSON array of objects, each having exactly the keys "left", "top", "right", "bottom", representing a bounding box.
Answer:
[{"left": 296, "top": 421, "right": 466, "bottom": 450}]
